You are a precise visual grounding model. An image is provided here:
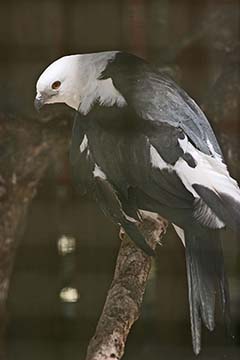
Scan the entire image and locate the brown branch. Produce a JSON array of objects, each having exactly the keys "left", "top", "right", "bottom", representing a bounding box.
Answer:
[{"left": 85, "top": 214, "right": 168, "bottom": 360}]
